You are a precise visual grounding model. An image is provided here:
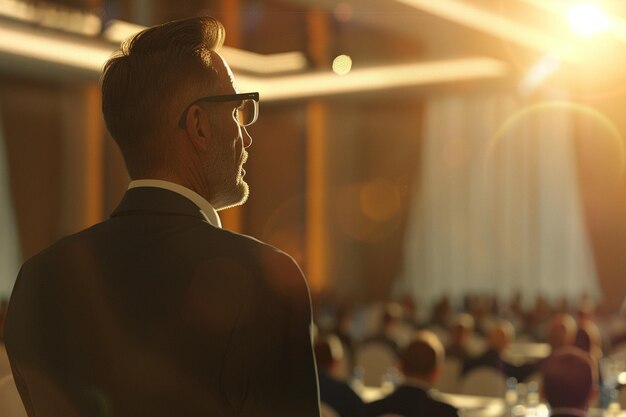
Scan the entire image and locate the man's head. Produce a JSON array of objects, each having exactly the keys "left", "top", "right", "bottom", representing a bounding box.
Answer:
[
  {"left": 547, "top": 313, "right": 577, "bottom": 350},
  {"left": 102, "top": 16, "right": 254, "bottom": 209},
  {"left": 400, "top": 330, "right": 445, "bottom": 384},
  {"left": 486, "top": 320, "right": 514, "bottom": 353},
  {"left": 450, "top": 313, "right": 474, "bottom": 344},
  {"left": 541, "top": 347, "right": 596, "bottom": 410}
]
